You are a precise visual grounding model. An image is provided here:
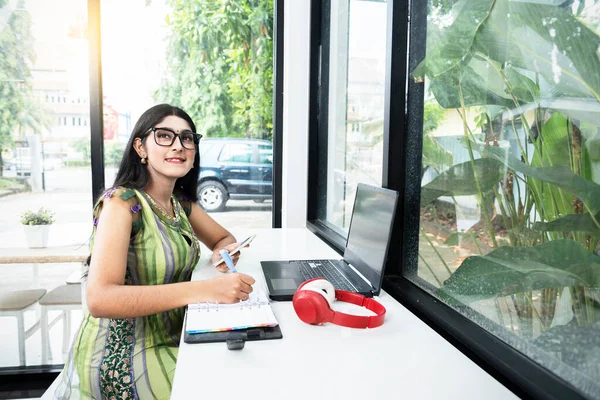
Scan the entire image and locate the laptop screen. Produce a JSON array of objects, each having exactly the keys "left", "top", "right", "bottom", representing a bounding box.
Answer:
[{"left": 343, "top": 184, "right": 398, "bottom": 292}]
